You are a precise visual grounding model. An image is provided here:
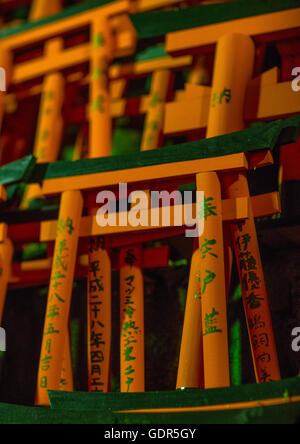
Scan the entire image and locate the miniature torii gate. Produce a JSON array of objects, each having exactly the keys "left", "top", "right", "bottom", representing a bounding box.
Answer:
[
  {"left": 0, "top": 1, "right": 197, "bottom": 398},
  {"left": 0, "top": 0, "right": 137, "bottom": 405},
  {"left": 0, "top": 0, "right": 195, "bottom": 399},
  {"left": 0, "top": 0, "right": 195, "bottom": 400},
  {"left": 0, "top": 114, "right": 298, "bottom": 403},
  {"left": 127, "top": 0, "right": 300, "bottom": 388},
  {"left": 153, "top": 4, "right": 300, "bottom": 388},
  {"left": 25, "top": 114, "right": 297, "bottom": 404}
]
